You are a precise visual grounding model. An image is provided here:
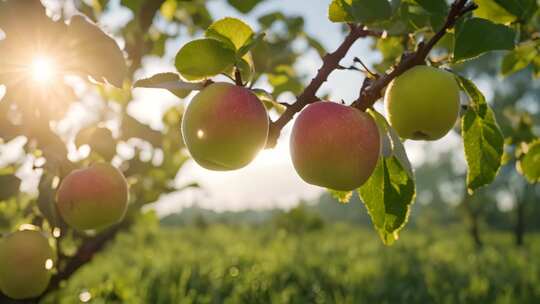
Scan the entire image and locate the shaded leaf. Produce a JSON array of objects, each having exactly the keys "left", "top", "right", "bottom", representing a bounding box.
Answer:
[
  {"left": 0, "top": 174, "right": 21, "bottom": 201},
  {"left": 121, "top": 115, "right": 163, "bottom": 147},
  {"left": 75, "top": 127, "right": 117, "bottom": 161},
  {"left": 66, "top": 15, "right": 128, "bottom": 87},
  {"left": 493, "top": 0, "right": 538, "bottom": 22},
  {"left": 227, "top": 0, "right": 265, "bottom": 13},
  {"left": 454, "top": 18, "right": 515, "bottom": 62}
]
